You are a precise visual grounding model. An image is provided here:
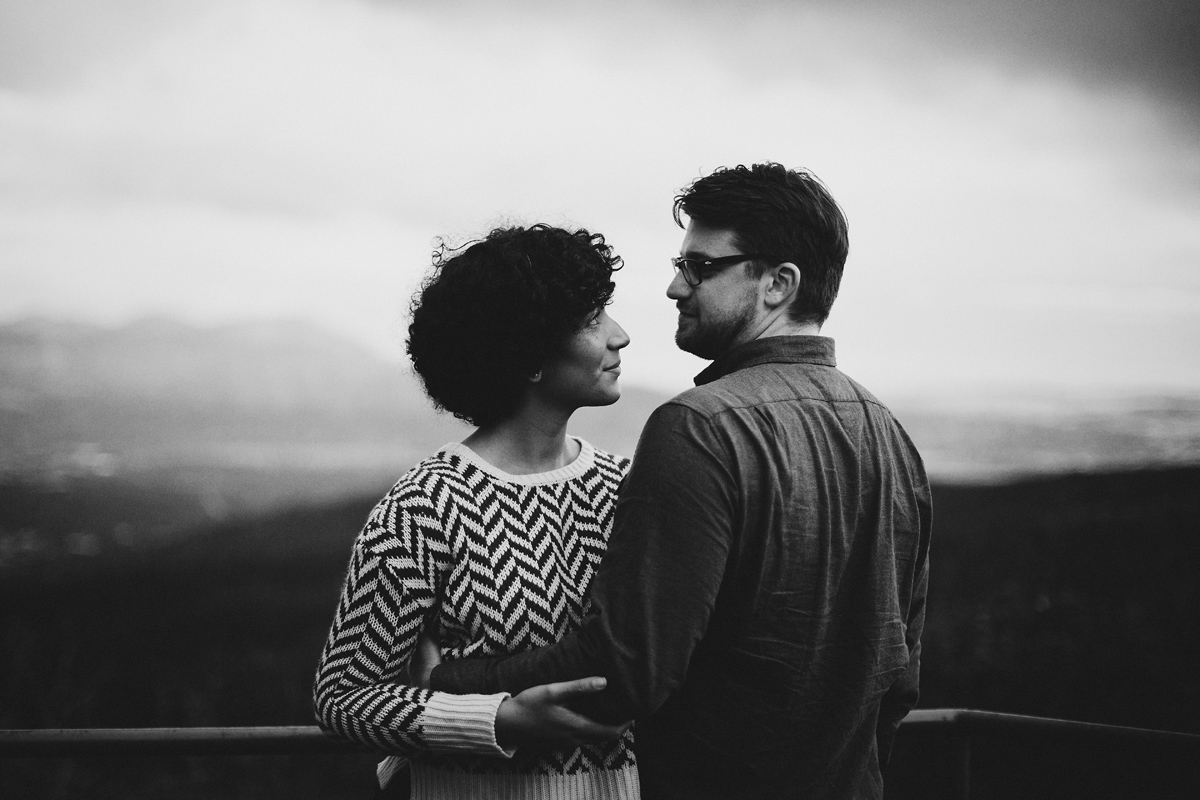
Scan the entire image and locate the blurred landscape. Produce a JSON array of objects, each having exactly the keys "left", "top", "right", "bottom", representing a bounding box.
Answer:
[{"left": 2, "top": 318, "right": 1199, "bottom": 798}]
